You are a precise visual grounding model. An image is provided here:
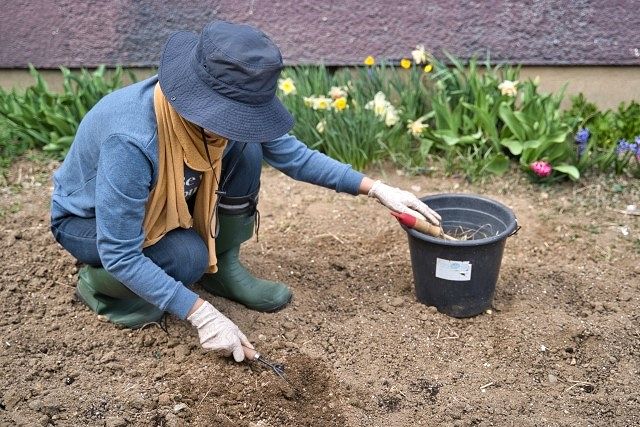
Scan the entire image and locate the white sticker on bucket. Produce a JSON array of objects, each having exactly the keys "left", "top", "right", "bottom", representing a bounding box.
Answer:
[{"left": 435, "top": 258, "right": 472, "bottom": 281}]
